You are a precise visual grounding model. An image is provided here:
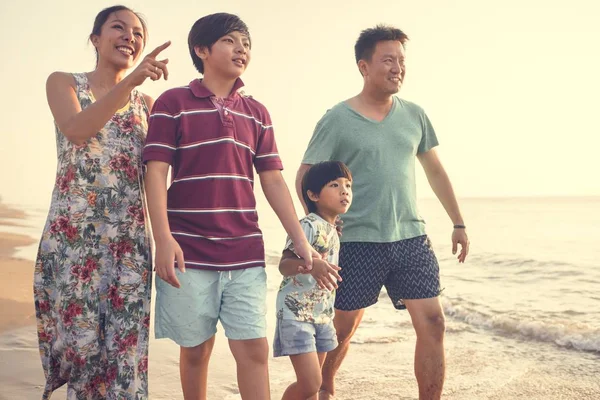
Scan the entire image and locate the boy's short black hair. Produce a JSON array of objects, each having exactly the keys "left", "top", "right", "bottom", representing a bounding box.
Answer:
[
  {"left": 188, "top": 13, "right": 251, "bottom": 74},
  {"left": 354, "top": 24, "right": 409, "bottom": 64},
  {"left": 302, "top": 161, "right": 352, "bottom": 214}
]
